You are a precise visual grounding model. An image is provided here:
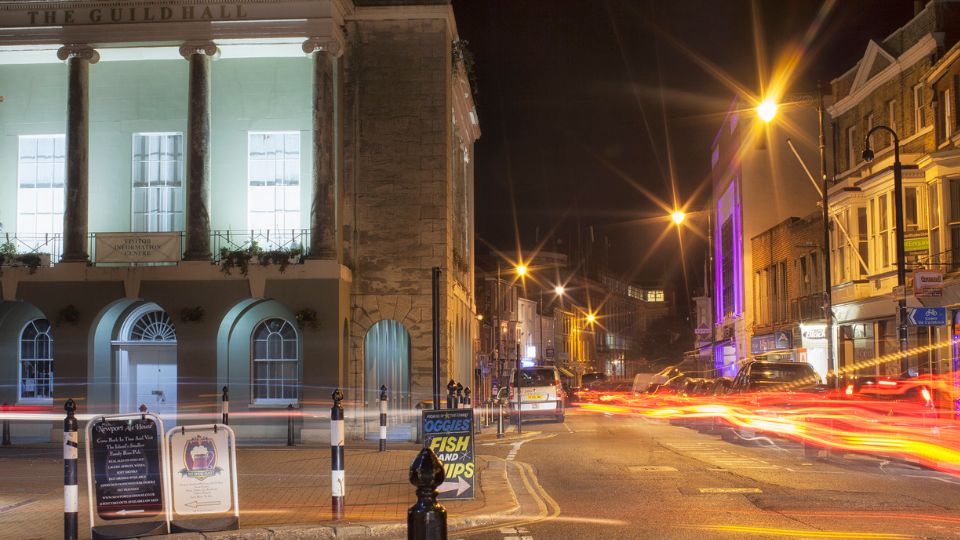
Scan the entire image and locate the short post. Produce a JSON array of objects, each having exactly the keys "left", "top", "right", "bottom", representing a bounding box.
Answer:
[
  {"left": 379, "top": 385, "right": 388, "bottom": 452},
  {"left": 64, "top": 398, "right": 79, "bottom": 540},
  {"left": 446, "top": 380, "right": 456, "bottom": 410},
  {"left": 455, "top": 382, "right": 464, "bottom": 407},
  {"left": 221, "top": 386, "right": 229, "bottom": 425},
  {"left": 331, "top": 388, "right": 345, "bottom": 520},
  {"left": 415, "top": 401, "right": 424, "bottom": 444},
  {"left": 497, "top": 397, "right": 504, "bottom": 439},
  {"left": 287, "top": 404, "right": 295, "bottom": 447},
  {"left": 407, "top": 447, "right": 447, "bottom": 540},
  {"left": 463, "top": 387, "right": 471, "bottom": 407},
  {"left": 2, "top": 402, "right": 10, "bottom": 446}
]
